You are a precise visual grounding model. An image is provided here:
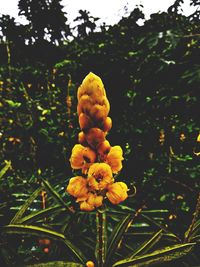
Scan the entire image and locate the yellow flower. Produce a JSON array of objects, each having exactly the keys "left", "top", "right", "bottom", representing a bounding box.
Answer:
[
  {"left": 79, "top": 112, "right": 93, "bottom": 130},
  {"left": 78, "top": 192, "right": 103, "bottom": 211},
  {"left": 88, "top": 163, "right": 113, "bottom": 190},
  {"left": 77, "top": 72, "right": 106, "bottom": 102},
  {"left": 78, "top": 131, "right": 87, "bottom": 146},
  {"left": 105, "top": 146, "right": 124, "bottom": 173},
  {"left": 78, "top": 94, "right": 93, "bottom": 116},
  {"left": 106, "top": 182, "right": 128, "bottom": 204},
  {"left": 70, "top": 144, "right": 96, "bottom": 170},
  {"left": 97, "top": 140, "right": 111, "bottom": 160},
  {"left": 66, "top": 176, "right": 88, "bottom": 198},
  {"left": 78, "top": 95, "right": 110, "bottom": 122},
  {"left": 87, "top": 193, "right": 103, "bottom": 208},
  {"left": 102, "top": 117, "right": 112, "bottom": 132},
  {"left": 90, "top": 100, "right": 110, "bottom": 121},
  {"left": 79, "top": 201, "right": 95, "bottom": 211},
  {"left": 85, "top": 128, "right": 105, "bottom": 148}
]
